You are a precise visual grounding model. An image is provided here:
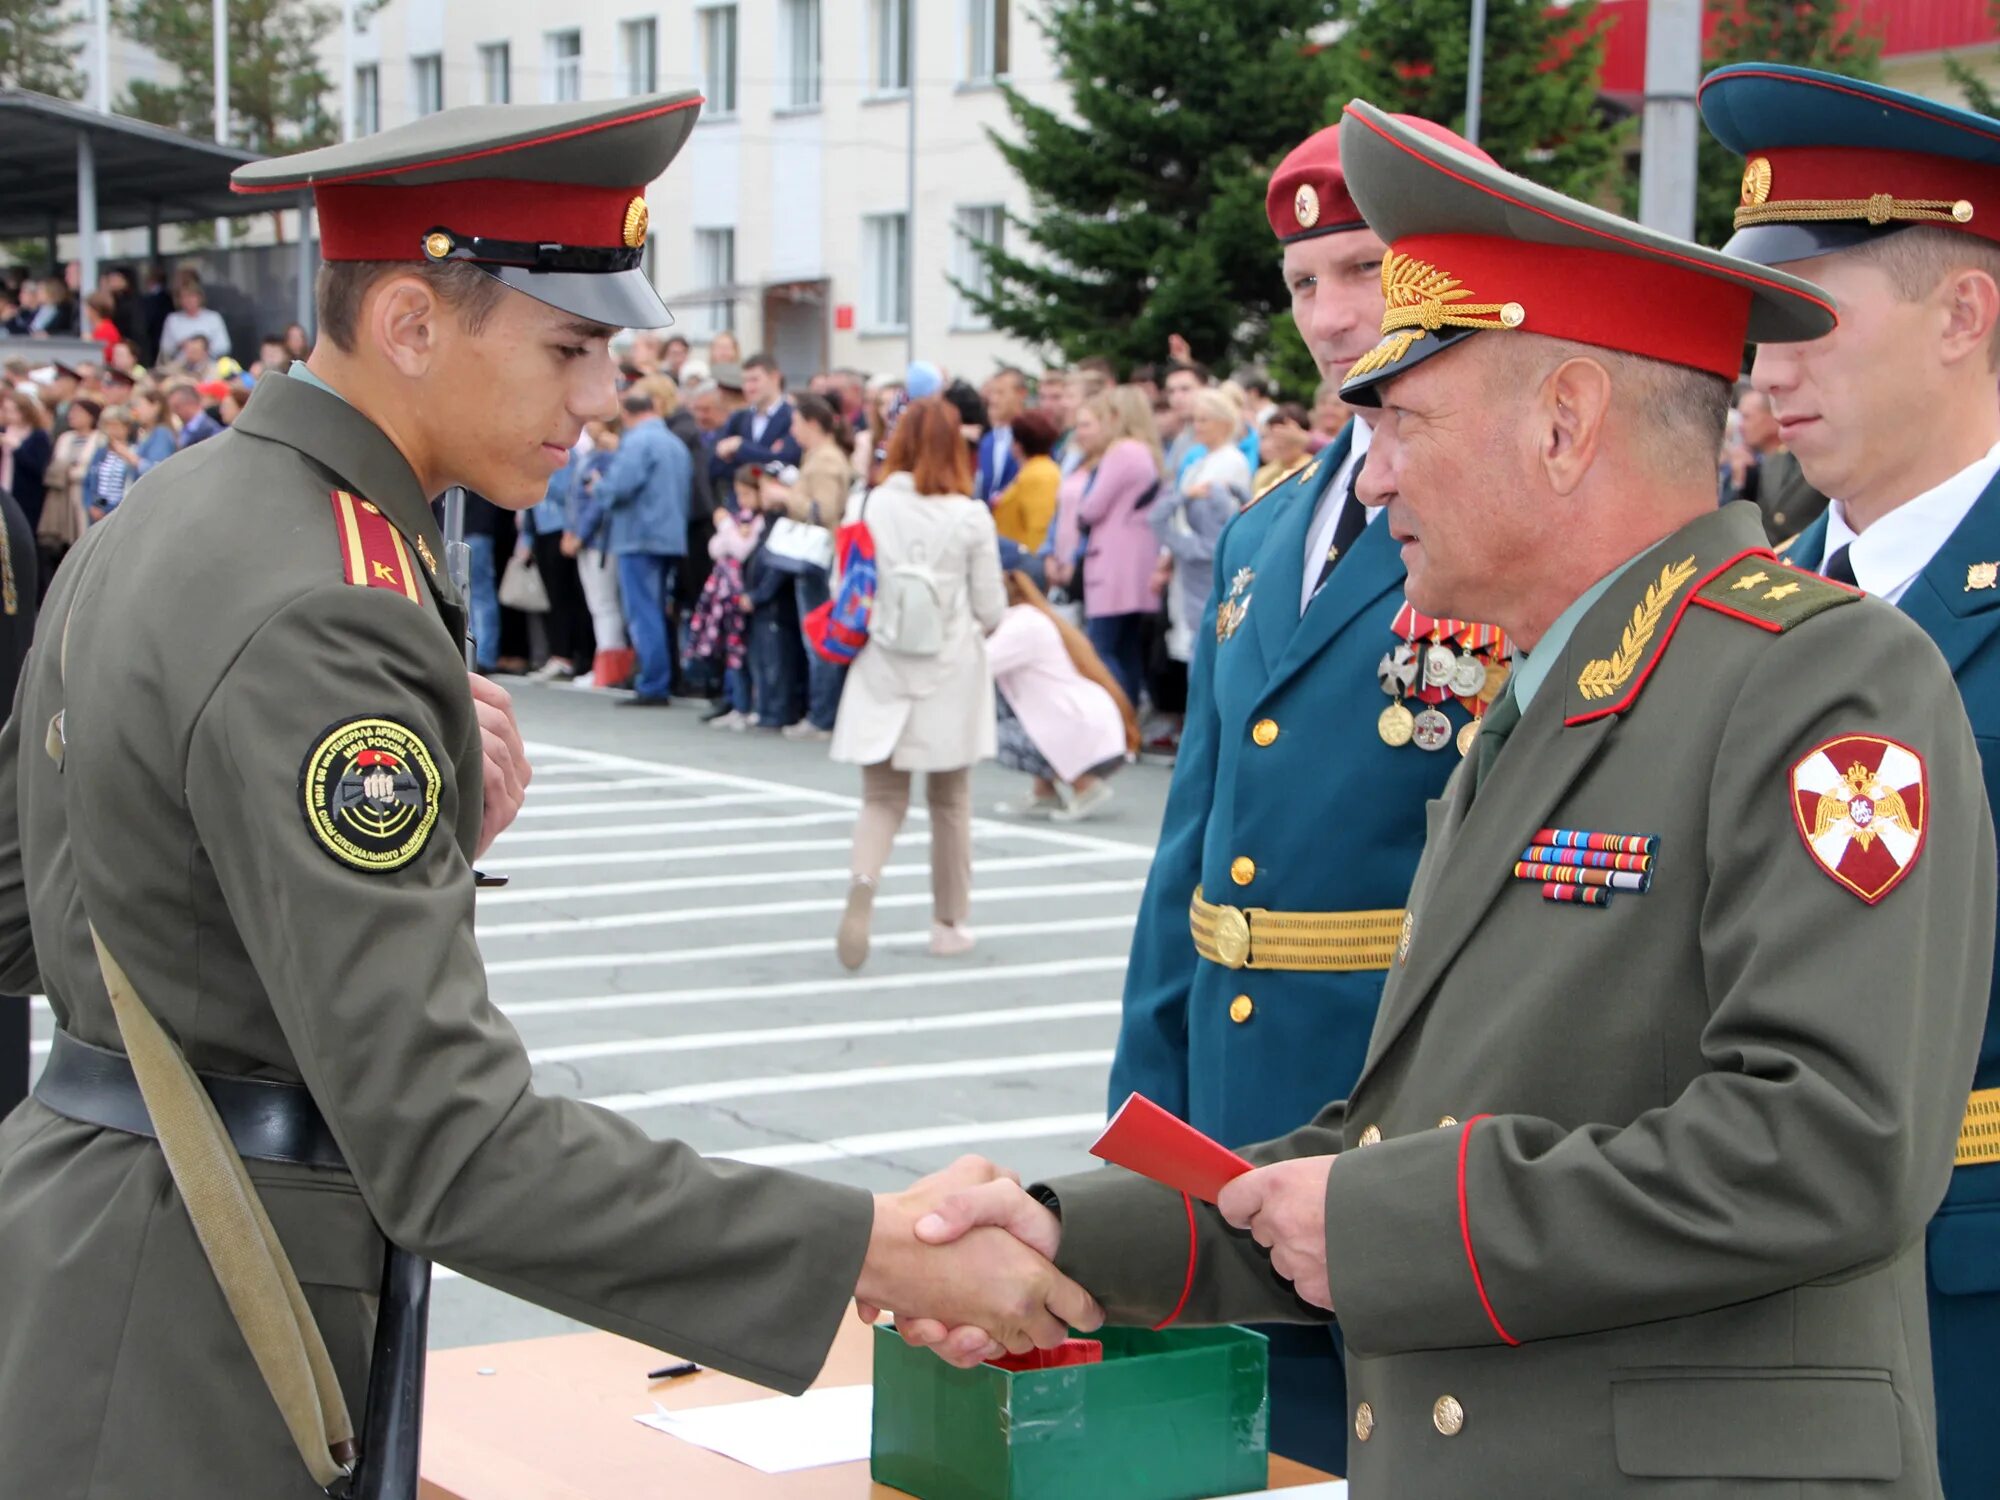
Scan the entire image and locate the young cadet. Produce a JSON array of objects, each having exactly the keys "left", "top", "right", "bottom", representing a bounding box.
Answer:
[
  {"left": 1104, "top": 112, "right": 1497, "bottom": 1473},
  {"left": 0, "top": 94, "right": 1096, "bottom": 1498},
  {"left": 1701, "top": 62, "right": 2000, "bottom": 1496},
  {"left": 904, "top": 102, "right": 1991, "bottom": 1500}
]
